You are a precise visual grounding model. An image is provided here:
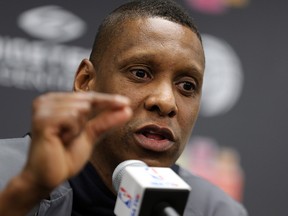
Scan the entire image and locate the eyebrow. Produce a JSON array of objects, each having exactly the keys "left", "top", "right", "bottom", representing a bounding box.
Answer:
[{"left": 115, "top": 52, "right": 156, "bottom": 68}]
